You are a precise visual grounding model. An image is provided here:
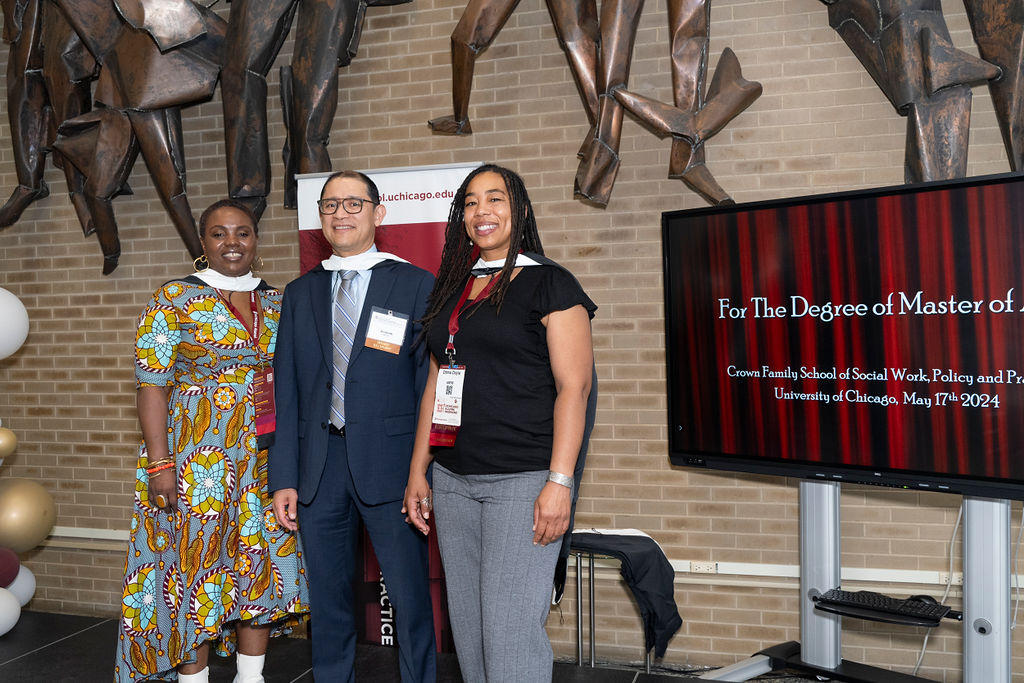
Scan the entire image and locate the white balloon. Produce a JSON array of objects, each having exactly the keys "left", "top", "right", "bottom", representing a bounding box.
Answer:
[
  {"left": 0, "top": 587, "right": 19, "bottom": 636},
  {"left": 0, "top": 288, "right": 28, "bottom": 360},
  {"left": 5, "top": 566, "right": 34, "bottom": 606}
]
